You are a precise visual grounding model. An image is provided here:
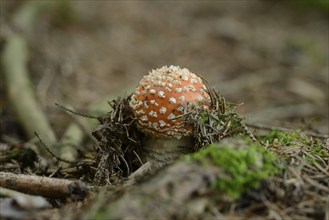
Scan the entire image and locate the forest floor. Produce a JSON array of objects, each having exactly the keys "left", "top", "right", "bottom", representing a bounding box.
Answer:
[{"left": 0, "top": 1, "right": 328, "bottom": 219}]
